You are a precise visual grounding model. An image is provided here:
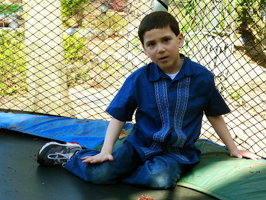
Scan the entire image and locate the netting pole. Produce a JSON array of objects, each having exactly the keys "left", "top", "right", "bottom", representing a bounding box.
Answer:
[
  {"left": 23, "top": 0, "right": 75, "bottom": 117},
  {"left": 153, "top": 0, "right": 168, "bottom": 12}
]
